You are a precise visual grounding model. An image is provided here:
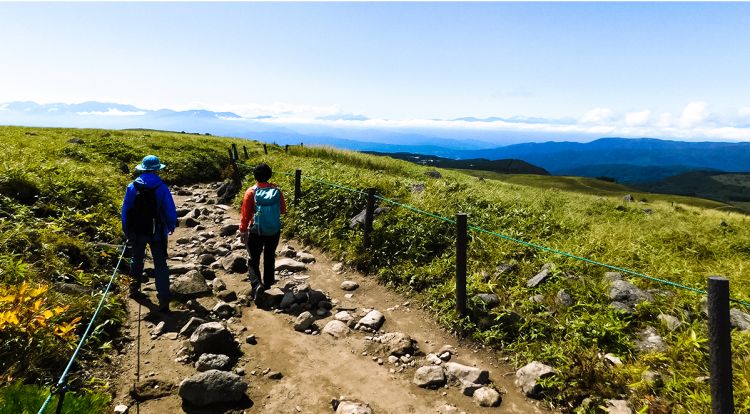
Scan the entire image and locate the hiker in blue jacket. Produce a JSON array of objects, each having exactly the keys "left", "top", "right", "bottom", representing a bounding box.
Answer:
[{"left": 121, "top": 155, "right": 177, "bottom": 312}]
